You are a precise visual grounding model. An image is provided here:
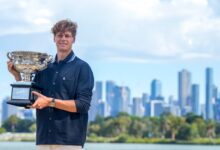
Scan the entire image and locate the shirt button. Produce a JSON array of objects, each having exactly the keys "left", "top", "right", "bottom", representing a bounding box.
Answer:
[
  {"left": 53, "top": 82, "right": 56, "bottom": 85},
  {"left": 56, "top": 71, "right": 59, "bottom": 74},
  {"left": 48, "top": 129, "right": 52, "bottom": 133},
  {"left": 49, "top": 117, "right": 52, "bottom": 120}
]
